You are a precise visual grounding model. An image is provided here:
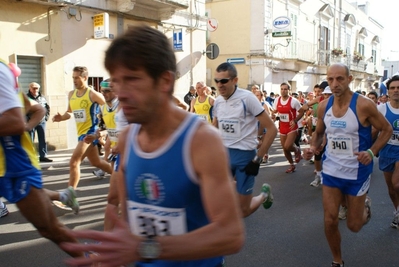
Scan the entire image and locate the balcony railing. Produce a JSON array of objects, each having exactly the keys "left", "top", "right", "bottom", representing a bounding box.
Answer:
[{"left": 271, "top": 39, "right": 316, "bottom": 63}]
